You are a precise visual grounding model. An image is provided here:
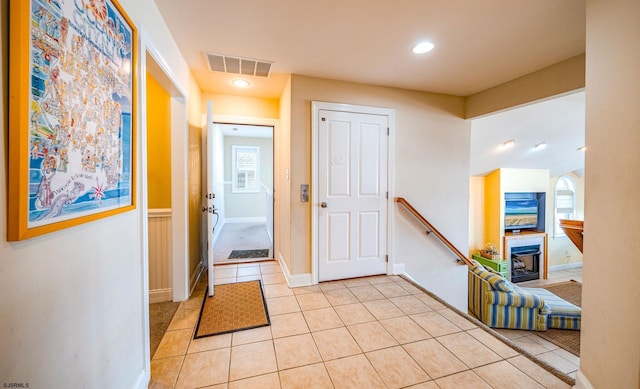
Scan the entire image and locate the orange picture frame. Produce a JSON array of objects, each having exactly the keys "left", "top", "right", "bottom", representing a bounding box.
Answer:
[{"left": 8, "top": 0, "right": 137, "bottom": 241}]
